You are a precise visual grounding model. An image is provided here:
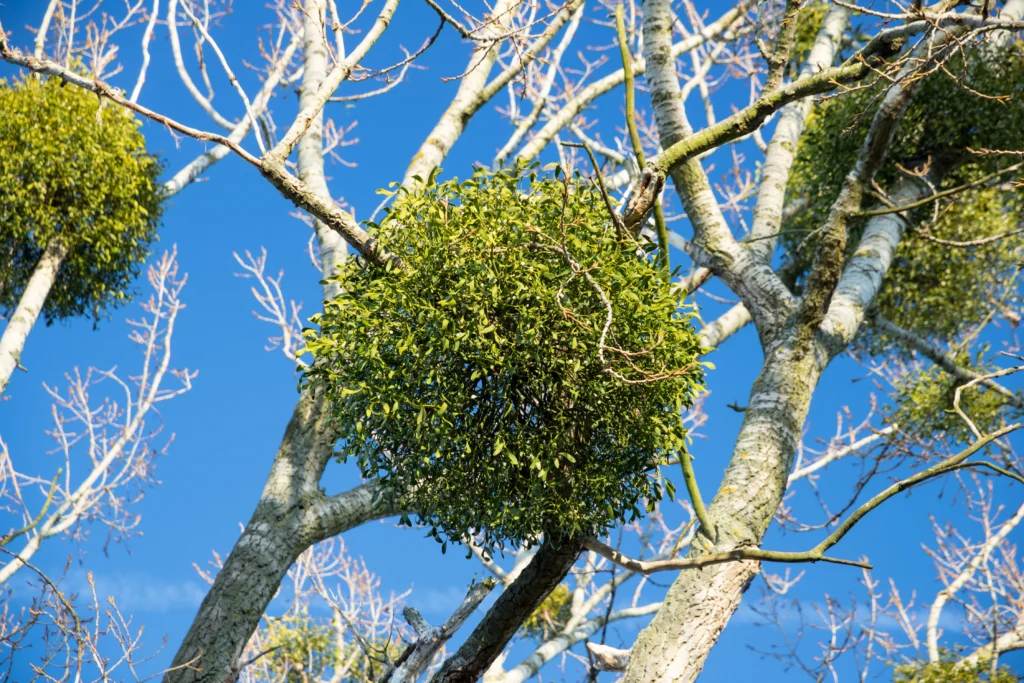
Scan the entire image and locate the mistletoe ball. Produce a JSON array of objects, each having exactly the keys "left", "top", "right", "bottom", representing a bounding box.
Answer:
[
  {"left": 0, "top": 75, "right": 164, "bottom": 324},
  {"left": 304, "top": 167, "right": 705, "bottom": 552}
]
